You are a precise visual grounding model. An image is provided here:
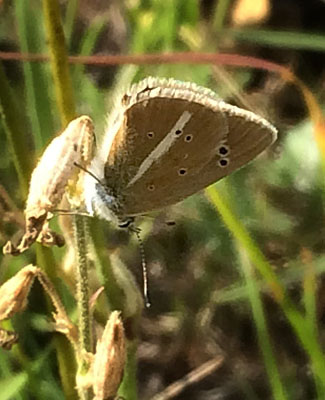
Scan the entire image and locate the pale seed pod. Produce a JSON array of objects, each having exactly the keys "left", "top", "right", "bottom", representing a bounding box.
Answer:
[
  {"left": 0, "top": 328, "right": 19, "bottom": 350},
  {"left": 93, "top": 311, "right": 126, "bottom": 400},
  {"left": 0, "top": 265, "right": 38, "bottom": 320},
  {"left": 3, "top": 116, "right": 95, "bottom": 255},
  {"left": 25, "top": 115, "right": 95, "bottom": 219}
]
